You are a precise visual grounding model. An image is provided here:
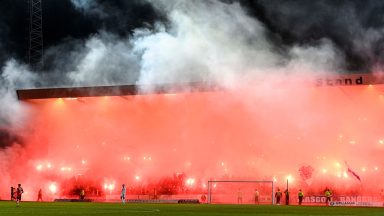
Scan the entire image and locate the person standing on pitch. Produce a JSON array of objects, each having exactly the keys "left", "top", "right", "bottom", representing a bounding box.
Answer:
[
  {"left": 324, "top": 188, "right": 332, "bottom": 206},
  {"left": 37, "top": 188, "right": 43, "bottom": 202},
  {"left": 121, "top": 184, "right": 126, "bottom": 204},
  {"left": 11, "top": 186, "right": 15, "bottom": 201},
  {"left": 284, "top": 189, "right": 290, "bottom": 205},
  {"left": 254, "top": 189, "right": 260, "bottom": 204},
  {"left": 80, "top": 189, "right": 85, "bottom": 200},
  {"left": 237, "top": 189, "right": 243, "bottom": 204},
  {"left": 275, "top": 188, "right": 282, "bottom": 205},
  {"left": 298, "top": 189, "right": 304, "bottom": 205},
  {"left": 16, "top": 184, "right": 24, "bottom": 206}
]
